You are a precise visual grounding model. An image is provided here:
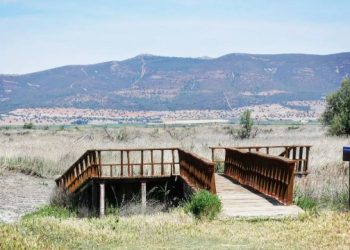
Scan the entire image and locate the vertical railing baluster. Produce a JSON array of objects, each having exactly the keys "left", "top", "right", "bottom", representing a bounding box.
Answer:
[
  {"left": 305, "top": 147, "right": 310, "bottom": 174},
  {"left": 172, "top": 149, "right": 175, "bottom": 175},
  {"left": 127, "top": 150, "right": 131, "bottom": 177},
  {"left": 141, "top": 150, "right": 144, "bottom": 176},
  {"left": 161, "top": 149, "right": 164, "bottom": 176},
  {"left": 151, "top": 149, "right": 154, "bottom": 176},
  {"left": 120, "top": 150, "right": 123, "bottom": 177},
  {"left": 298, "top": 147, "right": 304, "bottom": 172}
]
